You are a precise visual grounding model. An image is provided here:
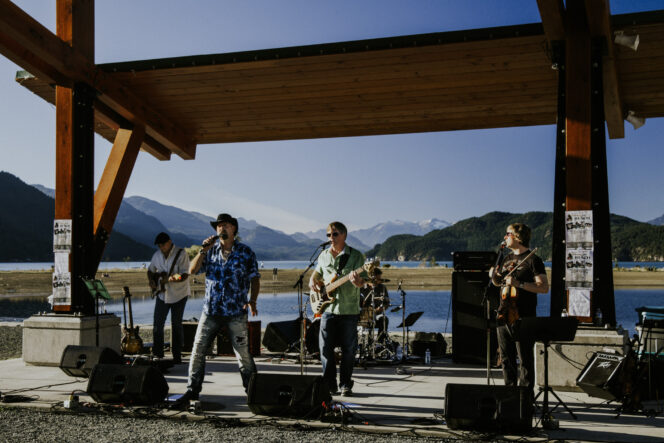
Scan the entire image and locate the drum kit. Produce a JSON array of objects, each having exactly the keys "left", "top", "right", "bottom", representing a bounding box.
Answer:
[{"left": 357, "top": 279, "right": 401, "bottom": 363}]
